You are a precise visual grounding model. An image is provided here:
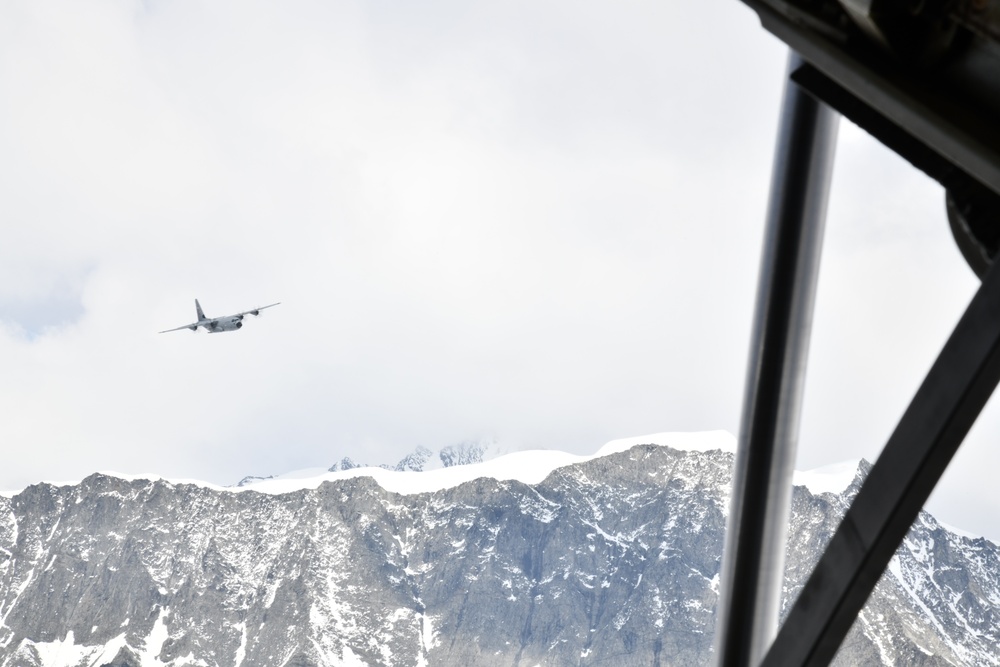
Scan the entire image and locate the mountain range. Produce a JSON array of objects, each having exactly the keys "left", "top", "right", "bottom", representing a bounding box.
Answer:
[{"left": 1, "top": 431, "right": 998, "bottom": 666}]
